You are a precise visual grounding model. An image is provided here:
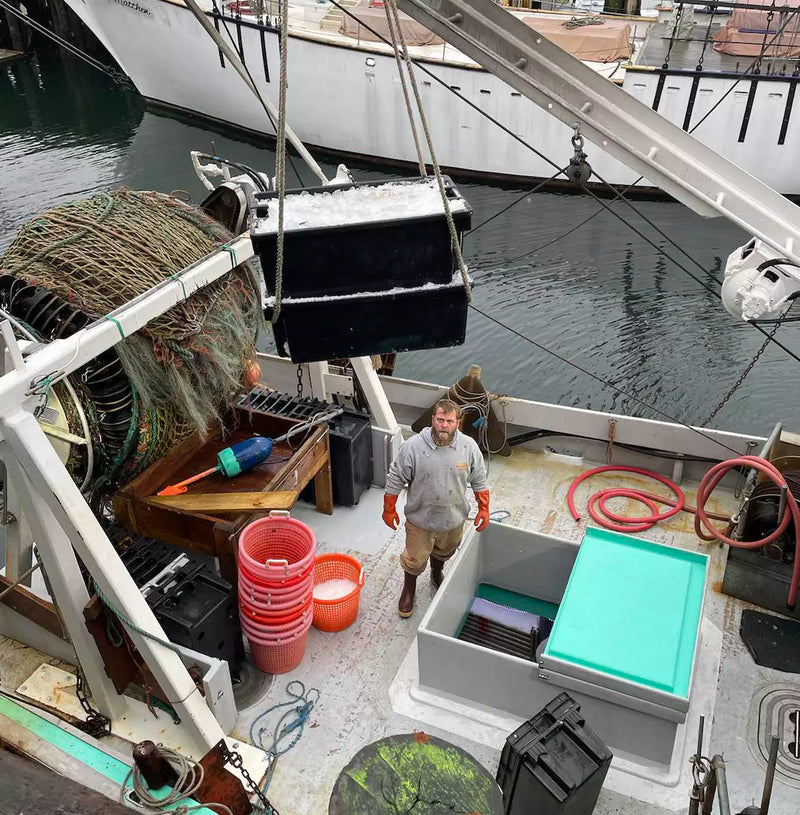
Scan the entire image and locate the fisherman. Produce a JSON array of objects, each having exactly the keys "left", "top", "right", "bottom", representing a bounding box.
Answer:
[{"left": 382, "top": 398, "right": 490, "bottom": 617}]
